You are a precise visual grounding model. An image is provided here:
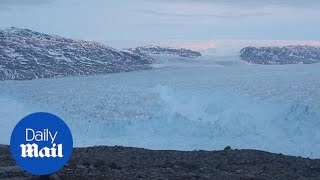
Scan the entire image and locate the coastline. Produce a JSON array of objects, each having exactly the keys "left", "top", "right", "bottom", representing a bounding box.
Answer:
[{"left": 1, "top": 145, "right": 320, "bottom": 179}]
